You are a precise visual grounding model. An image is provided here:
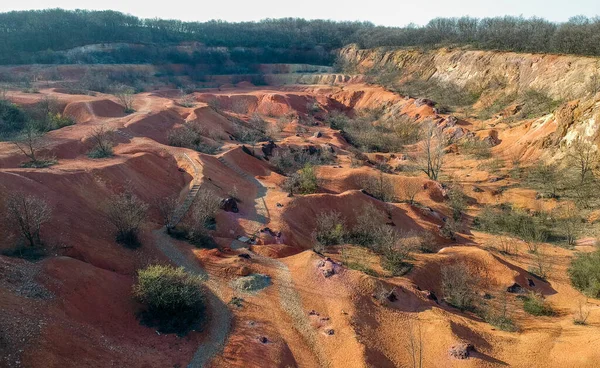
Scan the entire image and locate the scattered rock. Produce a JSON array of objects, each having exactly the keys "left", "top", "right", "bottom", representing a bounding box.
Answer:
[
  {"left": 325, "top": 329, "right": 335, "bottom": 336},
  {"left": 472, "top": 186, "right": 484, "bottom": 193},
  {"left": 317, "top": 258, "right": 338, "bottom": 278},
  {"left": 220, "top": 197, "right": 239, "bottom": 213},
  {"left": 276, "top": 202, "right": 284, "bottom": 207},
  {"left": 424, "top": 290, "right": 438, "bottom": 303},
  {"left": 446, "top": 115, "right": 459, "bottom": 127},
  {"left": 488, "top": 176, "right": 505, "bottom": 183},
  {"left": 313, "top": 131, "right": 322, "bottom": 138},
  {"left": 238, "top": 253, "right": 251, "bottom": 259},
  {"left": 308, "top": 310, "right": 320, "bottom": 316},
  {"left": 449, "top": 342, "right": 475, "bottom": 359},
  {"left": 414, "top": 98, "right": 436, "bottom": 107},
  {"left": 507, "top": 283, "right": 524, "bottom": 293},
  {"left": 259, "top": 336, "right": 269, "bottom": 344},
  {"left": 527, "top": 278, "right": 536, "bottom": 287}
]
